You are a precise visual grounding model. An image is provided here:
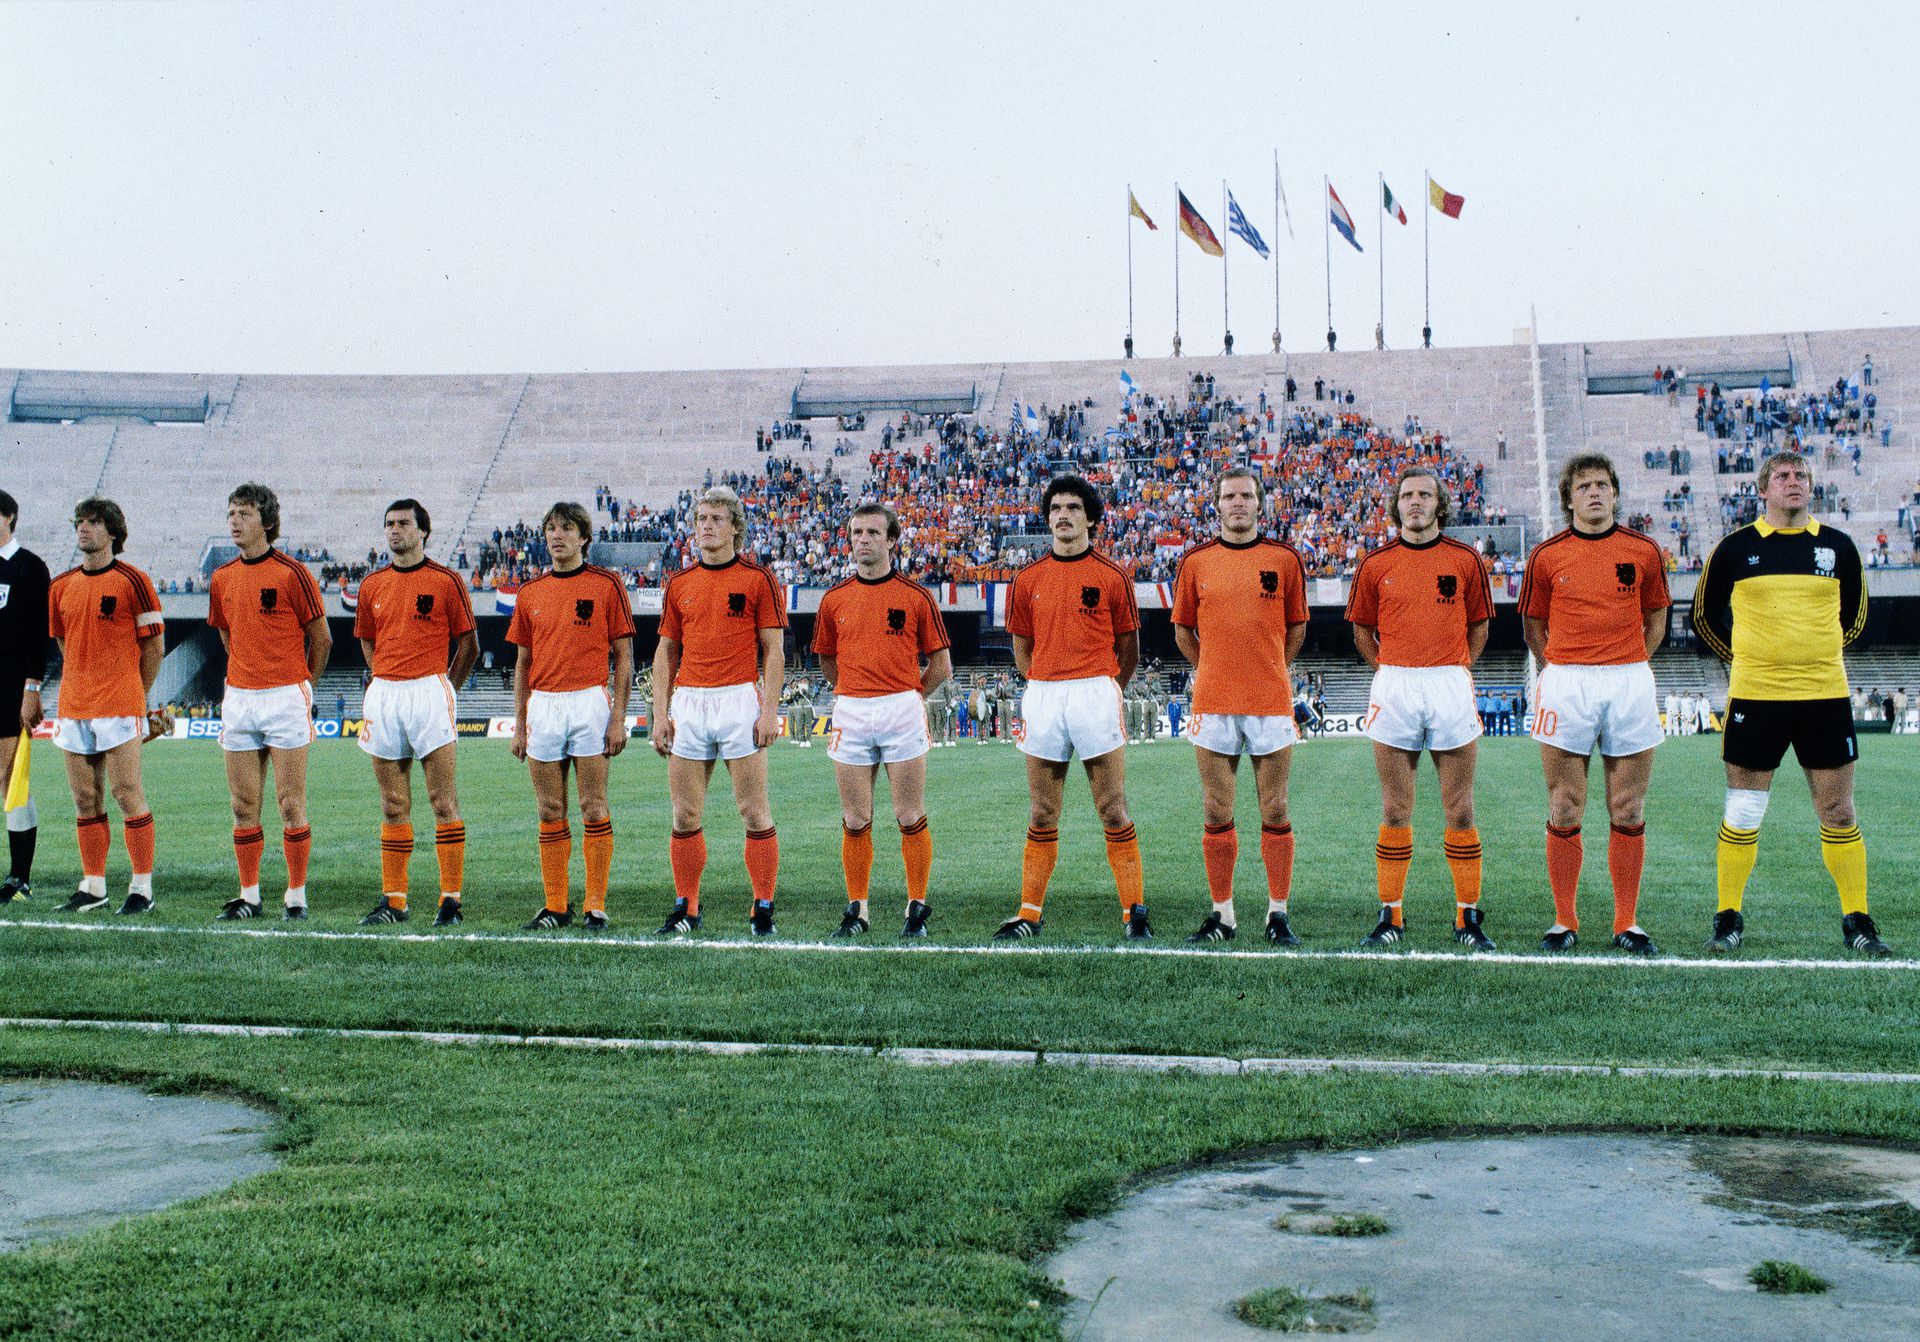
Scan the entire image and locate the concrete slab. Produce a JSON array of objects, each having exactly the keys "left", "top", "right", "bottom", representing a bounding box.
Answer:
[
  {"left": 1048, "top": 1133, "right": 1920, "bottom": 1341},
  {"left": 0, "top": 1080, "right": 278, "bottom": 1252}
]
